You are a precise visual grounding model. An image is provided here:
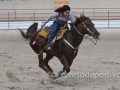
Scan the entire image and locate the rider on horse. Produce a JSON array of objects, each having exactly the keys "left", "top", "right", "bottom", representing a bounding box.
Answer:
[{"left": 41, "top": 5, "right": 76, "bottom": 50}]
